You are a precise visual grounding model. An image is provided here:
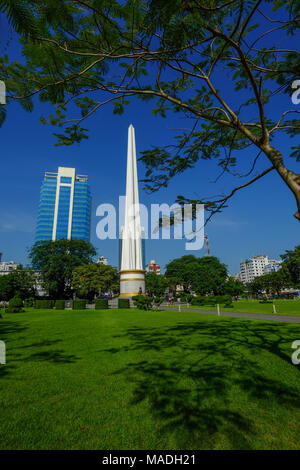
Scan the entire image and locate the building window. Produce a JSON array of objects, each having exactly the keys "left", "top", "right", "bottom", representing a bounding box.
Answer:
[{"left": 61, "top": 177, "right": 72, "bottom": 184}]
